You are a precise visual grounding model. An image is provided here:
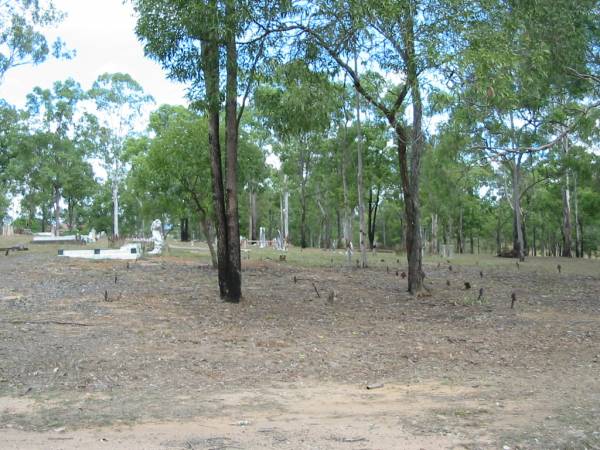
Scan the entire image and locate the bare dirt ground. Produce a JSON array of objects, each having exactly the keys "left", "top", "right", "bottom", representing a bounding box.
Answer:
[{"left": 0, "top": 238, "right": 599, "bottom": 449}]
